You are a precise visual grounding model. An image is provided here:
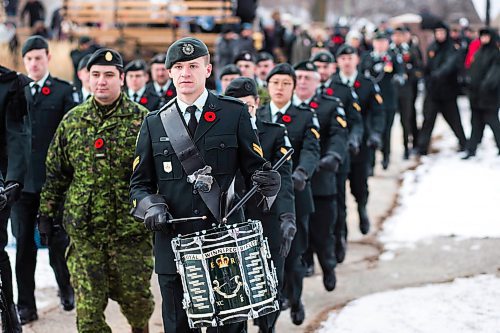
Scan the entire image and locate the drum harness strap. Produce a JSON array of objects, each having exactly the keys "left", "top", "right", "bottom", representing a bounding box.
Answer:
[{"left": 159, "top": 101, "right": 223, "bottom": 222}]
